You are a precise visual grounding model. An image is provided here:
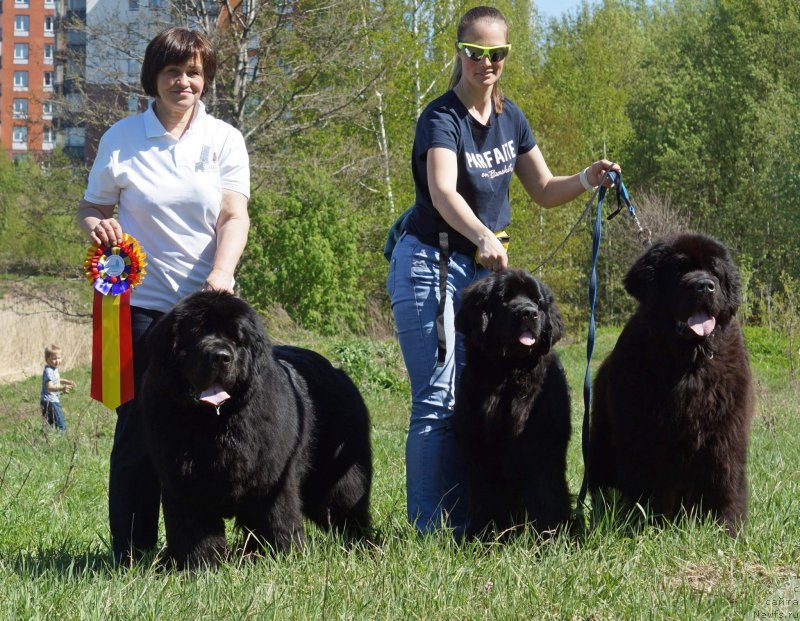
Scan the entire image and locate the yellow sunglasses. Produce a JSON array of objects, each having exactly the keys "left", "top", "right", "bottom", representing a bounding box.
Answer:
[{"left": 457, "top": 42, "right": 511, "bottom": 62}]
